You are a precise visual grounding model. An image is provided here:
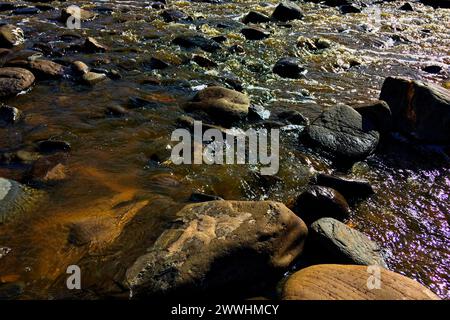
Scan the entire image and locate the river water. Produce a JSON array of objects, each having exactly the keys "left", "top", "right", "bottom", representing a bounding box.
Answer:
[{"left": 0, "top": 0, "right": 449, "bottom": 299}]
